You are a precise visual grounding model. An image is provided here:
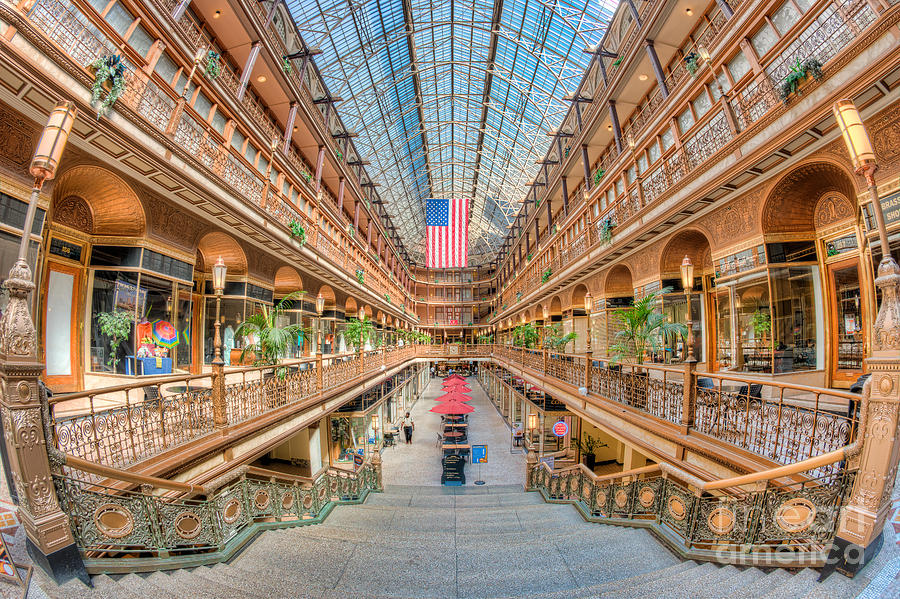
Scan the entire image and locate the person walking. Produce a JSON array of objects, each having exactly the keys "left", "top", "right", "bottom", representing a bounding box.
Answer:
[{"left": 401, "top": 412, "right": 414, "bottom": 444}]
